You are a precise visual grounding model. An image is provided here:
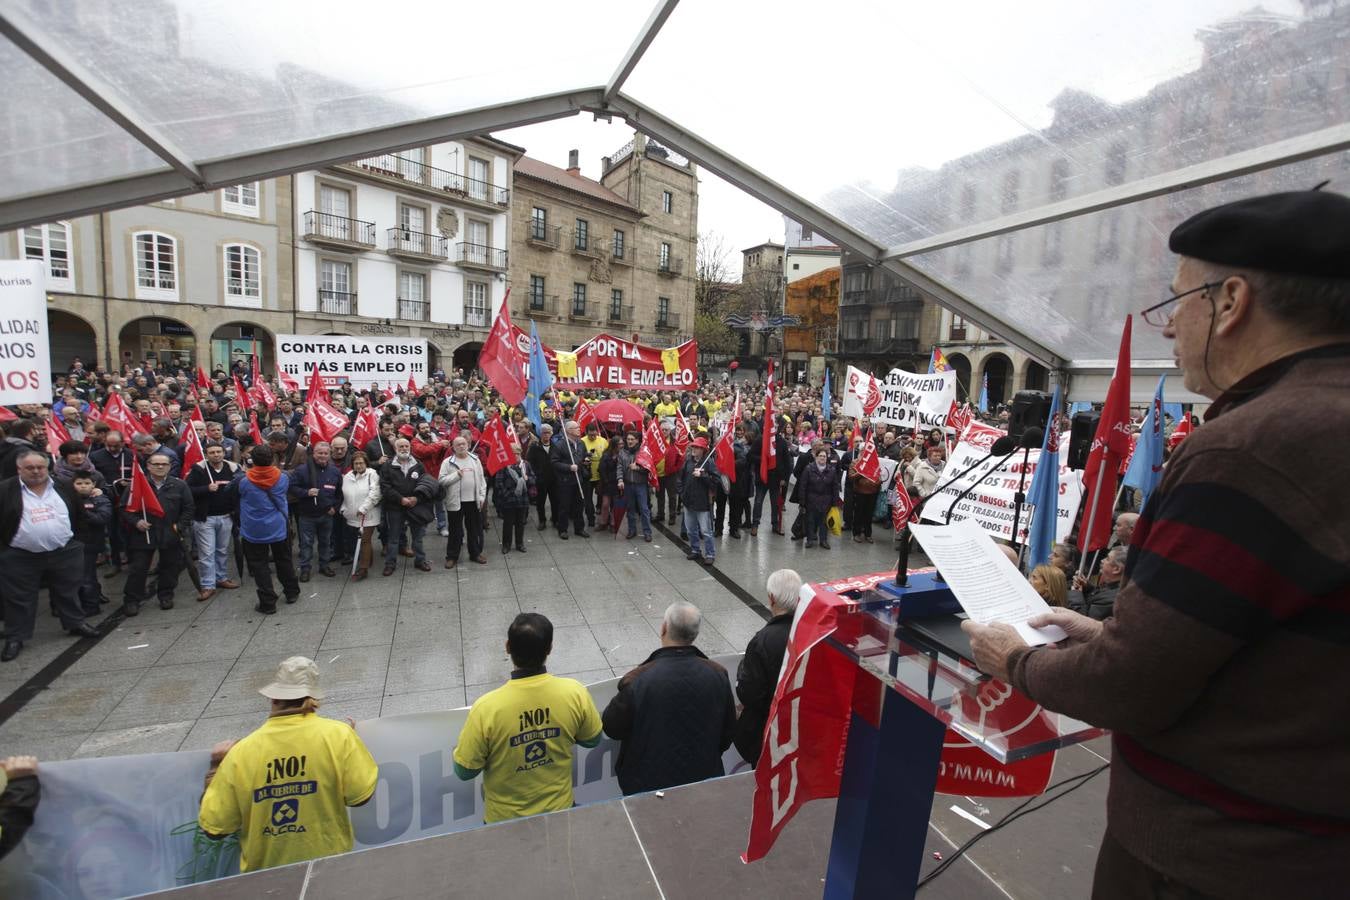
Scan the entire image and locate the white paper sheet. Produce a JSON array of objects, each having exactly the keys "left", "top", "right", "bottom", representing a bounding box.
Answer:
[{"left": 908, "top": 520, "right": 1068, "bottom": 645}]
